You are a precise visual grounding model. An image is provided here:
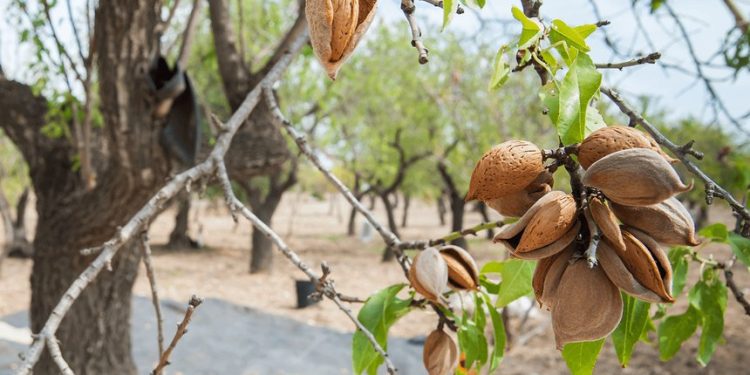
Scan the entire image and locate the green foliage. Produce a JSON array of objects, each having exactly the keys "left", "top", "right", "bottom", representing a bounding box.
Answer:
[
  {"left": 612, "top": 293, "right": 651, "bottom": 367},
  {"left": 561, "top": 339, "right": 605, "bottom": 375},
  {"left": 689, "top": 269, "right": 728, "bottom": 366},
  {"left": 728, "top": 233, "right": 750, "bottom": 268},
  {"left": 668, "top": 247, "right": 691, "bottom": 296},
  {"left": 553, "top": 53, "right": 604, "bottom": 144},
  {"left": 457, "top": 307, "right": 489, "bottom": 370},
  {"left": 480, "top": 293, "right": 506, "bottom": 370},
  {"left": 352, "top": 284, "right": 412, "bottom": 375},
  {"left": 511, "top": 6, "right": 542, "bottom": 49},
  {"left": 658, "top": 305, "right": 700, "bottom": 361},
  {"left": 481, "top": 259, "right": 535, "bottom": 307}
]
